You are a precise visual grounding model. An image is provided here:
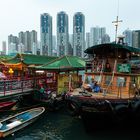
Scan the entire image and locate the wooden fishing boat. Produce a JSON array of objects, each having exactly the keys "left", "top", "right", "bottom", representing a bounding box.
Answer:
[
  {"left": 65, "top": 41, "right": 140, "bottom": 125},
  {"left": 0, "top": 107, "right": 45, "bottom": 138},
  {"left": 0, "top": 100, "right": 17, "bottom": 112}
]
